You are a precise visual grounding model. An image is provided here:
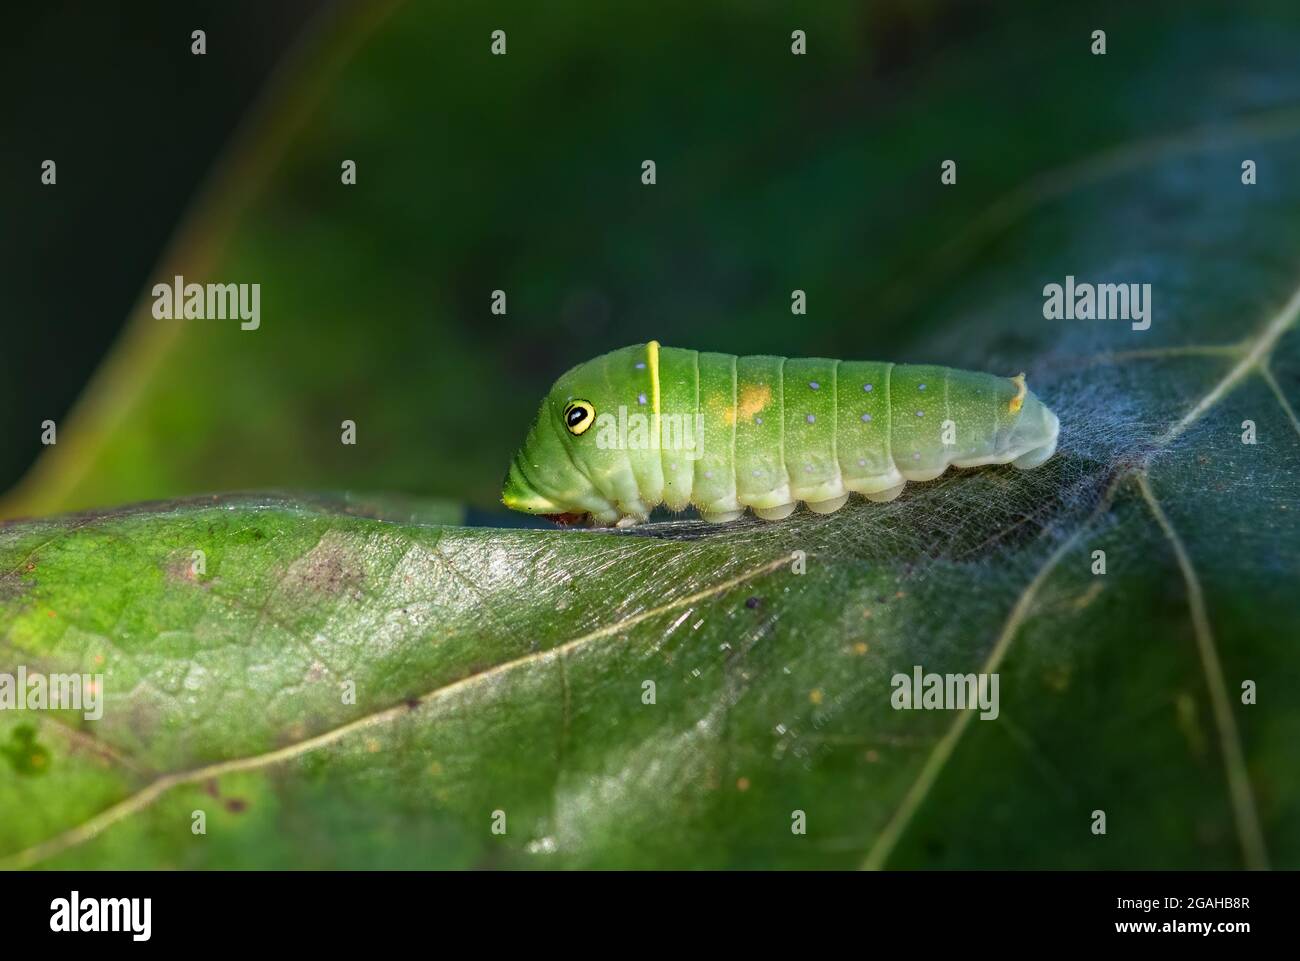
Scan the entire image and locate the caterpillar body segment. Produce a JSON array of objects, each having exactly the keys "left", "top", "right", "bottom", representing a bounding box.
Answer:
[{"left": 502, "top": 342, "right": 1060, "bottom": 526}]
